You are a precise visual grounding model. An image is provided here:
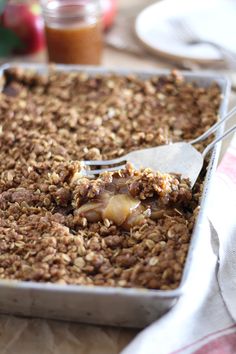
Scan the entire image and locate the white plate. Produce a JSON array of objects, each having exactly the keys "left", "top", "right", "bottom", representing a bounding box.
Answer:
[{"left": 135, "top": 0, "right": 236, "bottom": 63}]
